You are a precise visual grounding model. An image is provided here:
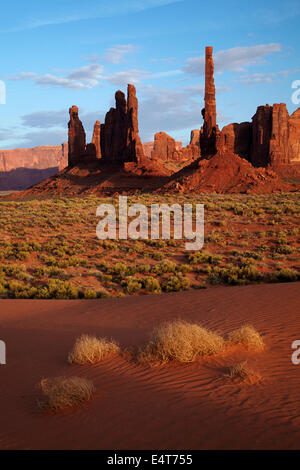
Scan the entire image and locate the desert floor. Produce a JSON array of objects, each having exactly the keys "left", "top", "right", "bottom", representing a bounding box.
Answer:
[
  {"left": 0, "top": 282, "right": 300, "bottom": 450},
  {"left": 0, "top": 193, "right": 299, "bottom": 299}
]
